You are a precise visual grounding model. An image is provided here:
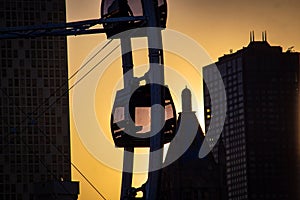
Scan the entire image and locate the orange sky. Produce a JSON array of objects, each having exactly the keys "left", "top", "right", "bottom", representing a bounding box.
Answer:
[{"left": 66, "top": 0, "right": 300, "bottom": 199}]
